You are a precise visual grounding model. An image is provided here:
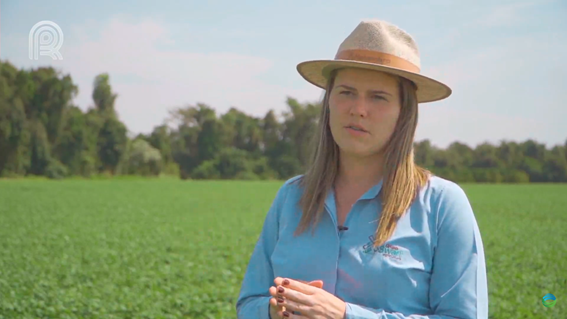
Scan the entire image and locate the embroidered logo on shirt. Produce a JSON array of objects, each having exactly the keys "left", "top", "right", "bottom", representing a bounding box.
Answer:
[{"left": 362, "top": 235, "right": 403, "bottom": 261}]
